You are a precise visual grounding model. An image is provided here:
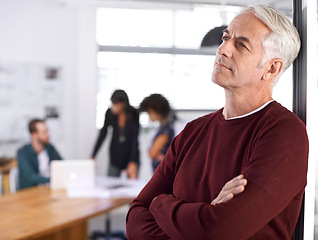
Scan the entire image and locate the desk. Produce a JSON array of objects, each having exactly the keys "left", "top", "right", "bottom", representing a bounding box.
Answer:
[{"left": 0, "top": 186, "right": 134, "bottom": 240}]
